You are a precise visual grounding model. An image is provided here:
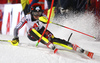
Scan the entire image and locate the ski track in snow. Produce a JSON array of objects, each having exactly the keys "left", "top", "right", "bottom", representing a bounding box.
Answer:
[{"left": 0, "top": 13, "right": 100, "bottom": 63}]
